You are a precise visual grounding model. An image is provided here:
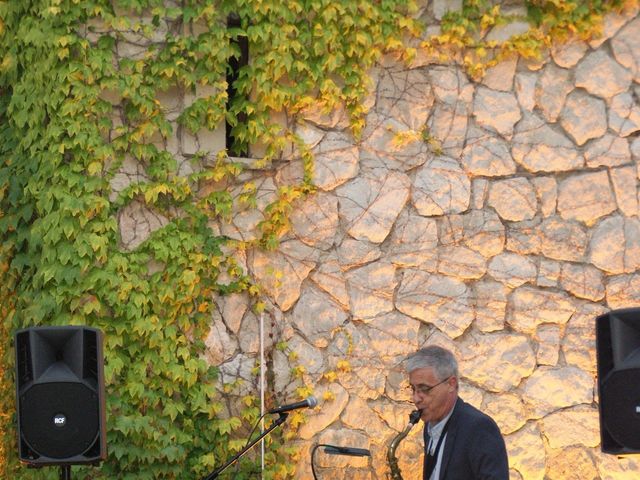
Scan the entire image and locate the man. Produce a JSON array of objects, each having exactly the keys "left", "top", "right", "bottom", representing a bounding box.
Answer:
[{"left": 405, "top": 346, "right": 509, "bottom": 480}]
